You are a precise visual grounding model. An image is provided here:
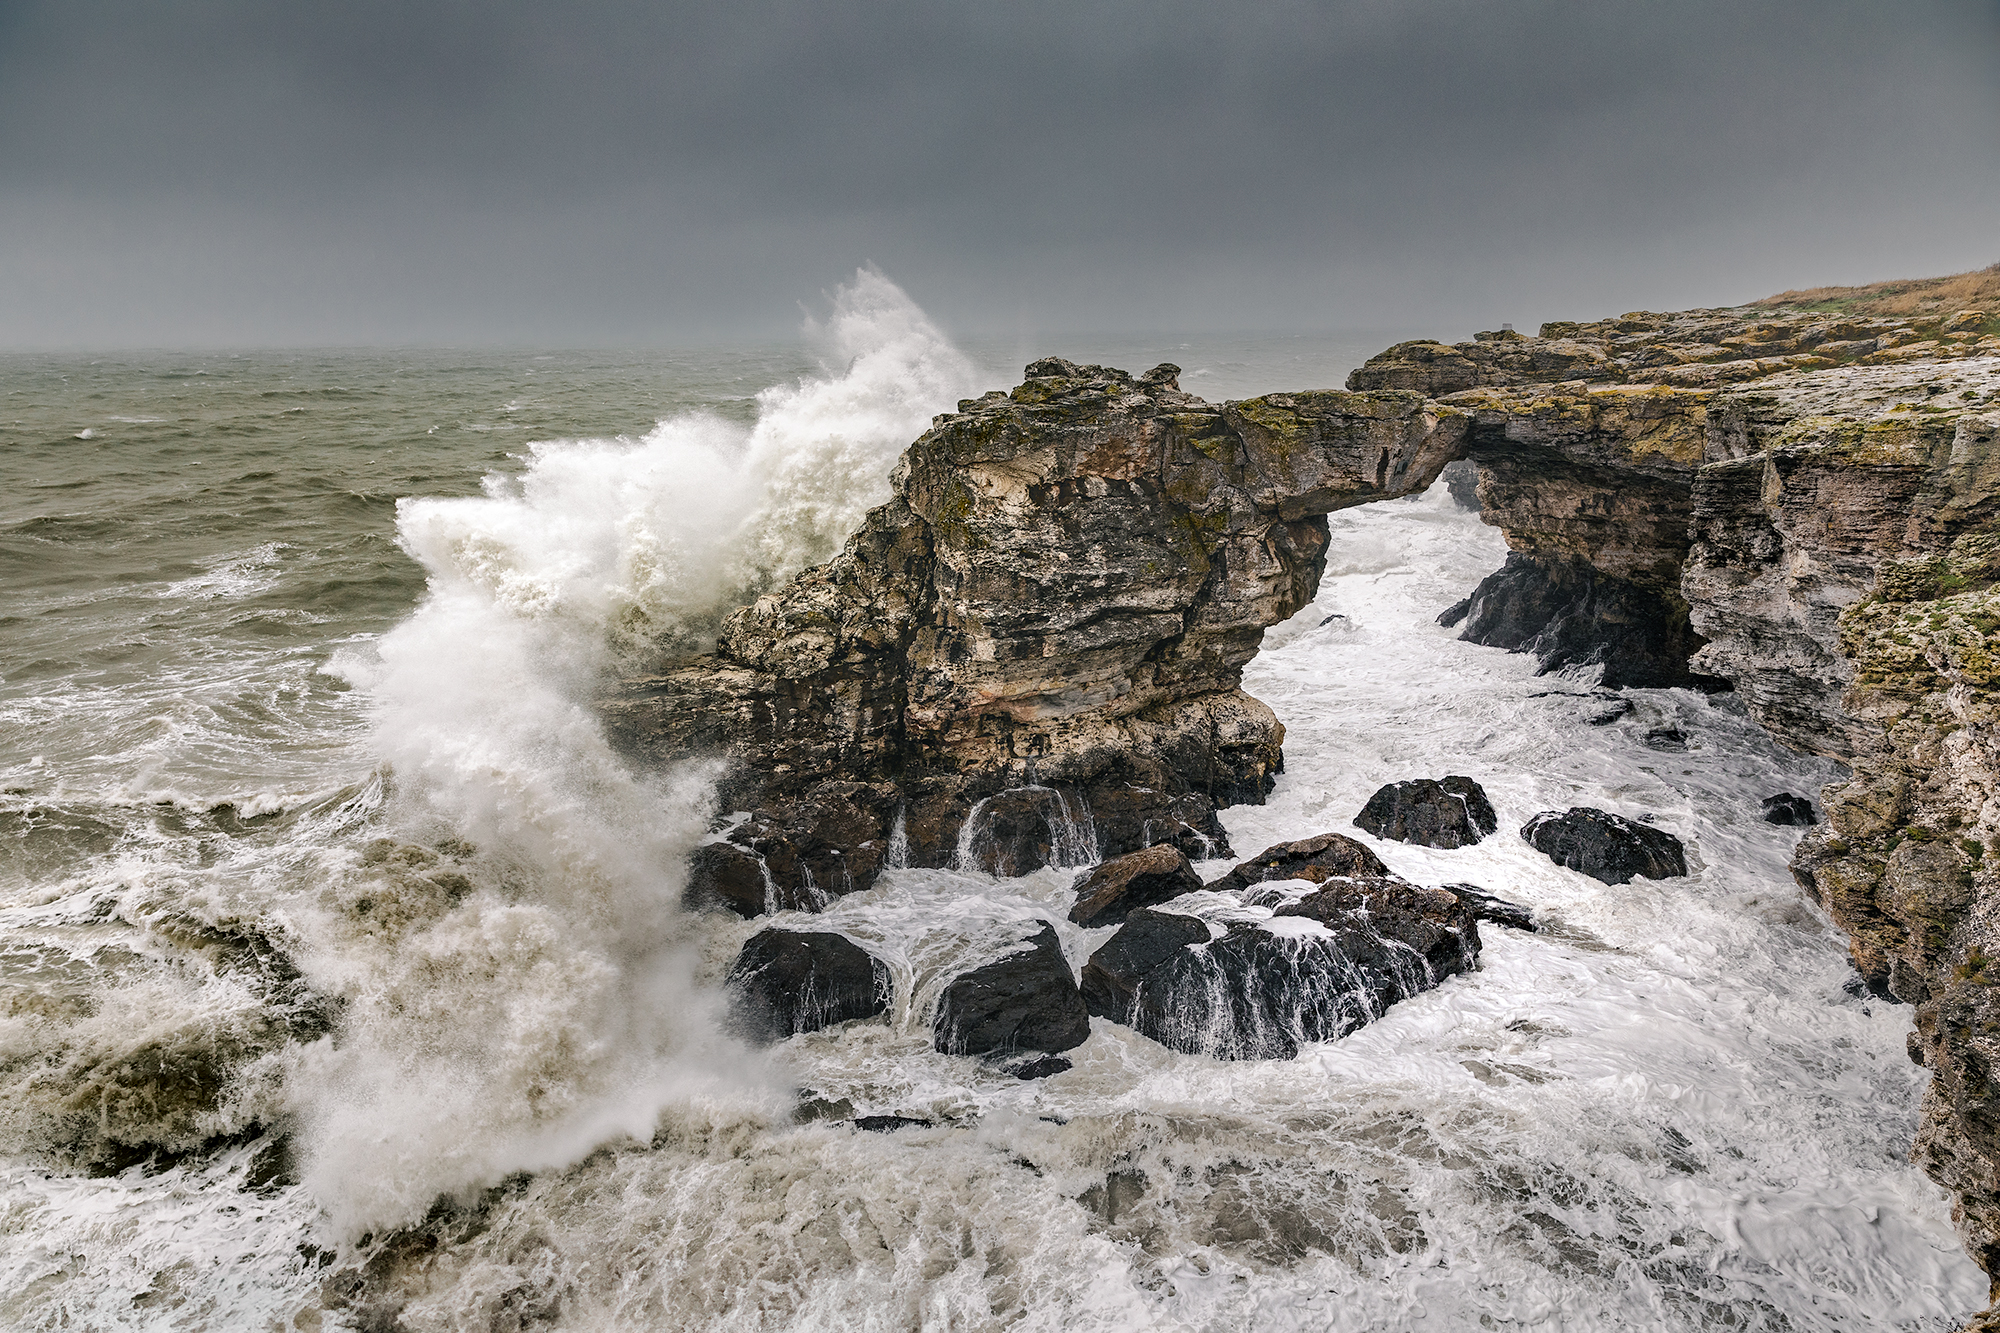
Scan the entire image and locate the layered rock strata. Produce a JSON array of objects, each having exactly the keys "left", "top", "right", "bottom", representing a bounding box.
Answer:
[{"left": 607, "top": 358, "right": 1463, "bottom": 893}]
